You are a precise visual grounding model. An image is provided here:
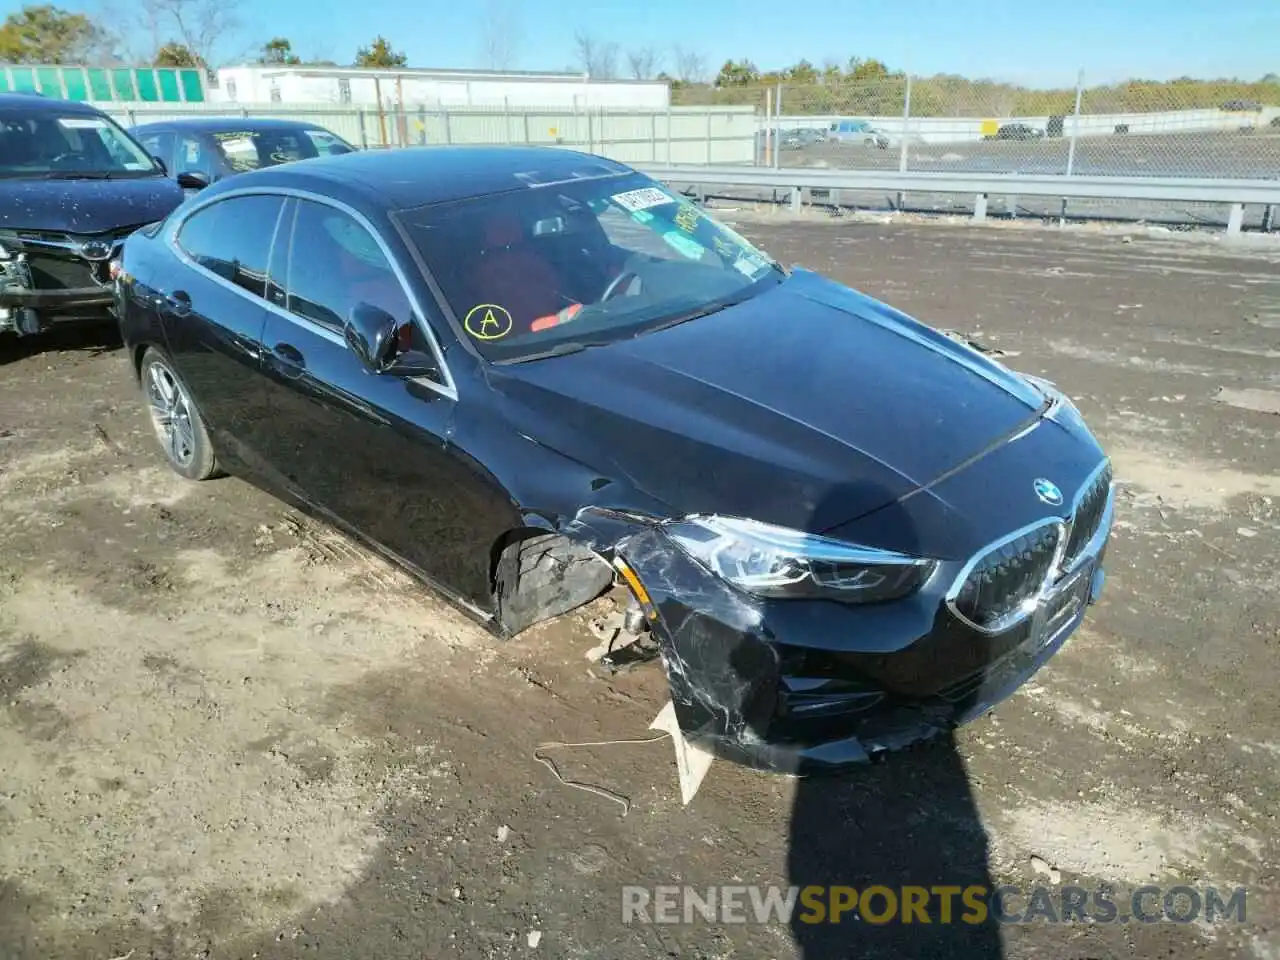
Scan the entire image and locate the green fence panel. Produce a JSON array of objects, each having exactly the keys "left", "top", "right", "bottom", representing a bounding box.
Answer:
[
  {"left": 179, "top": 69, "right": 205, "bottom": 102},
  {"left": 63, "top": 68, "right": 89, "bottom": 101},
  {"left": 10, "top": 68, "right": 37, "bottom": 93},
  {"left": 157, "top": 69, "right": 181, "bottom": 102},
  {"left": 87, "top": 68, "right": 113, "bottom": 100},
  {"left": 36, "top": 67, "right": 62, "bottom": 96},
  {"left": 134, "top": 69, "right": 159, "bottom": 102},
  {"left": 111, "top": 69, "right": 136, "bottom": 101}
]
